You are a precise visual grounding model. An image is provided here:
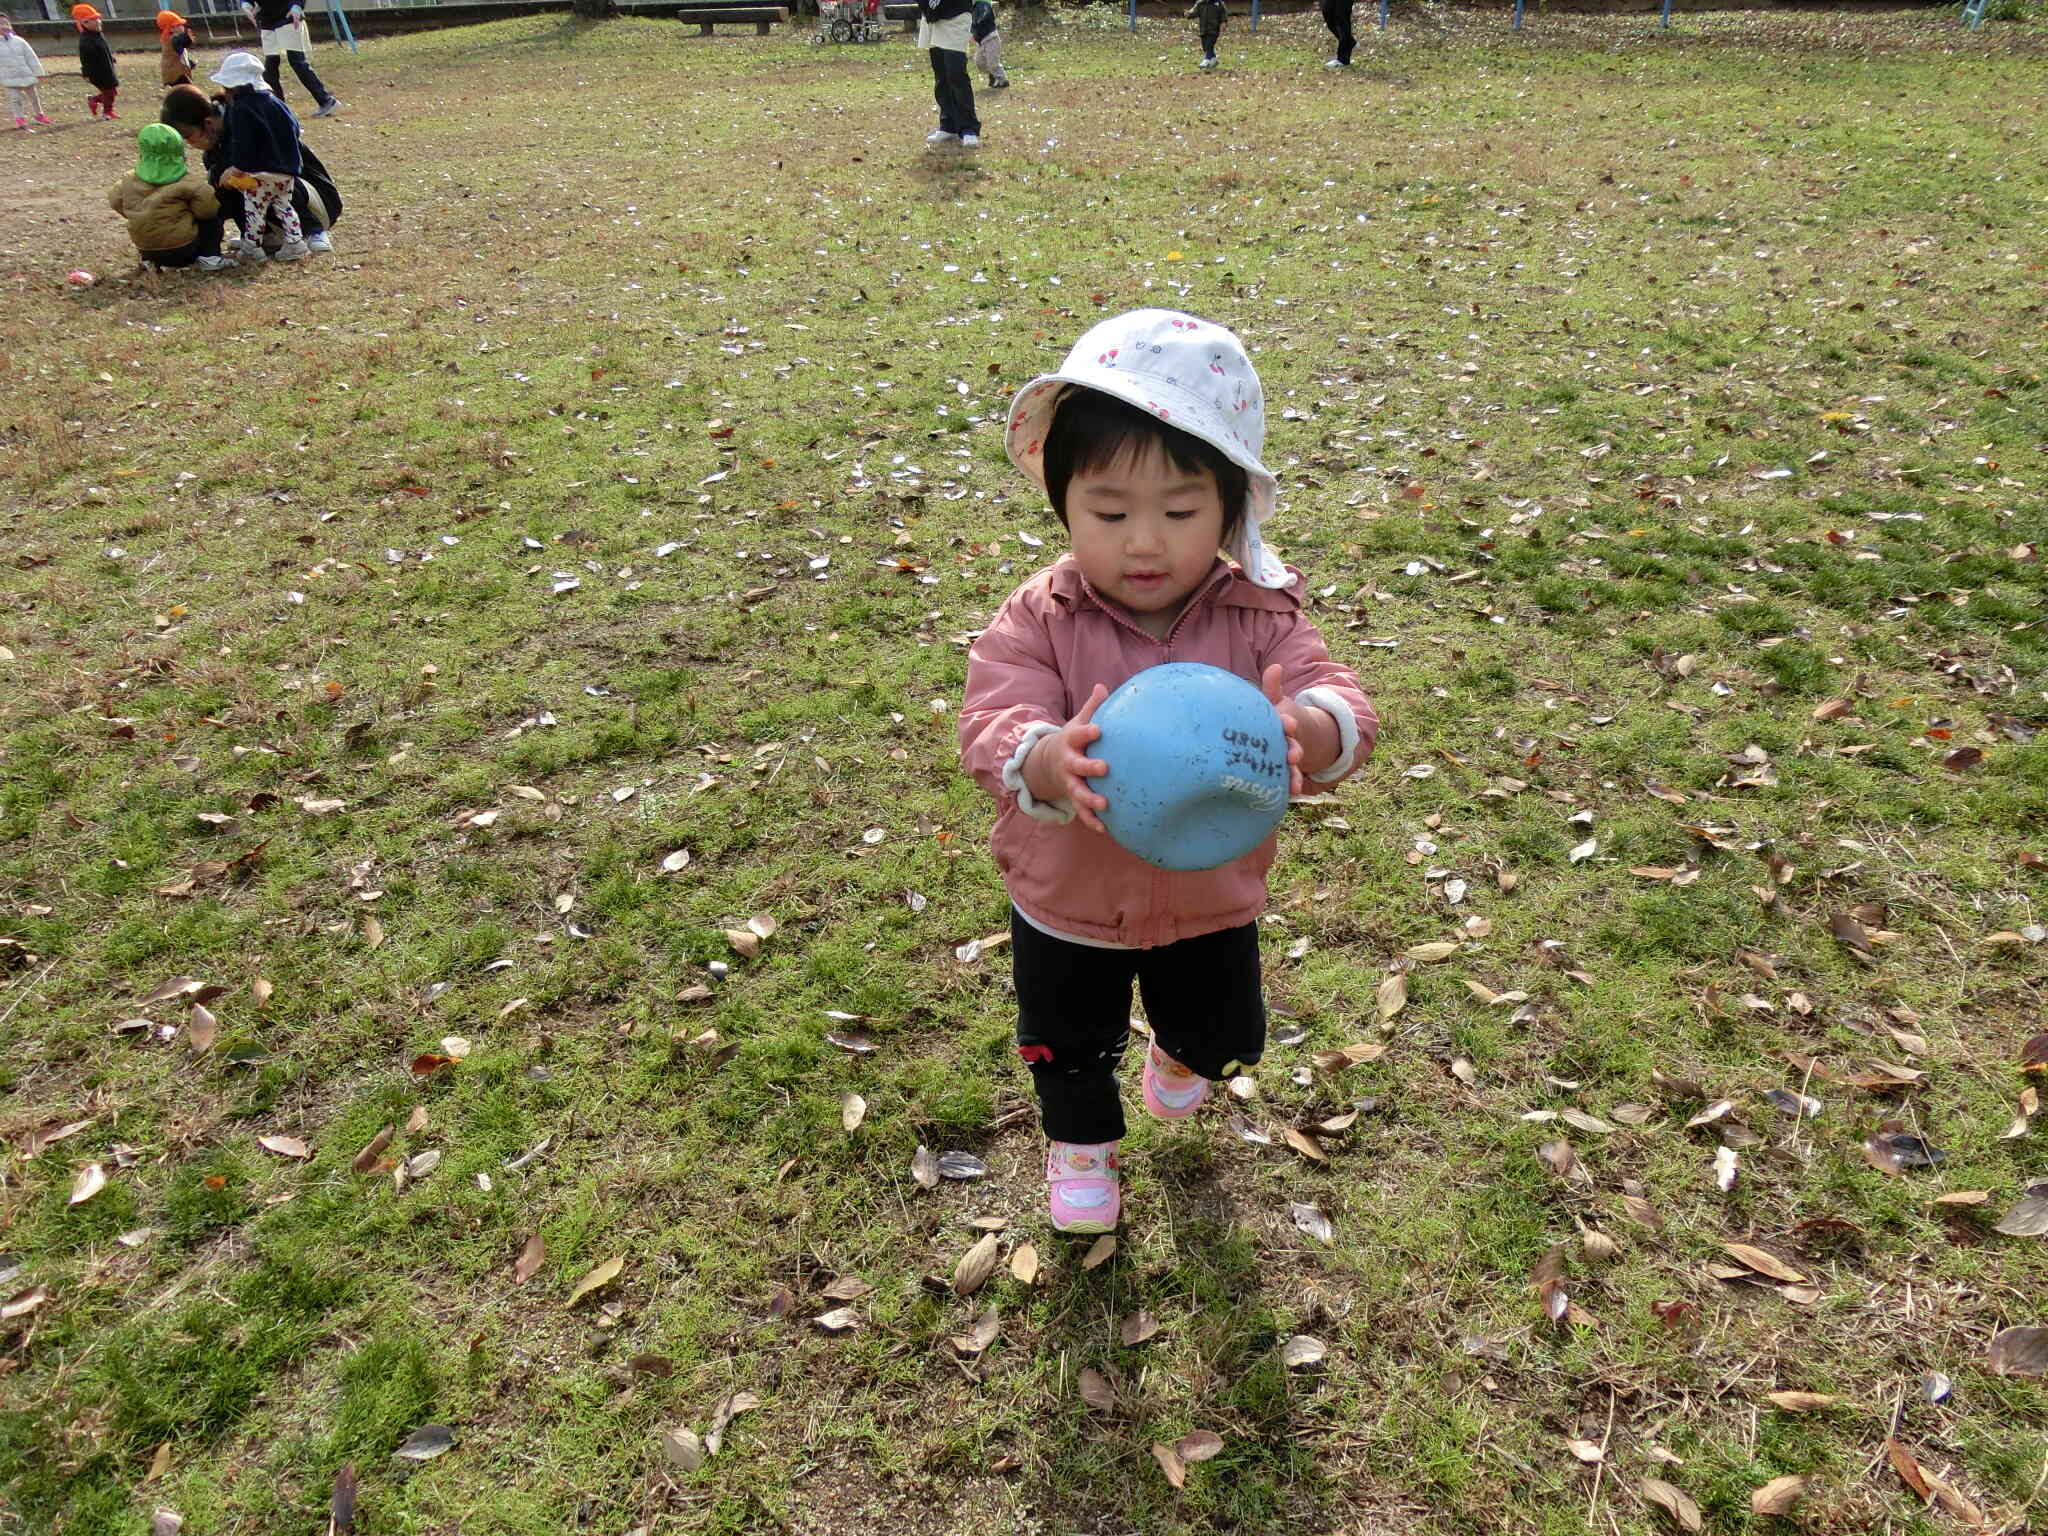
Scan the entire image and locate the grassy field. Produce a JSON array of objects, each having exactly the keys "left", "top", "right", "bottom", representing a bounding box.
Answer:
[{"left": 2, "top": 3, "right": 2046, "bottom": 1532}]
